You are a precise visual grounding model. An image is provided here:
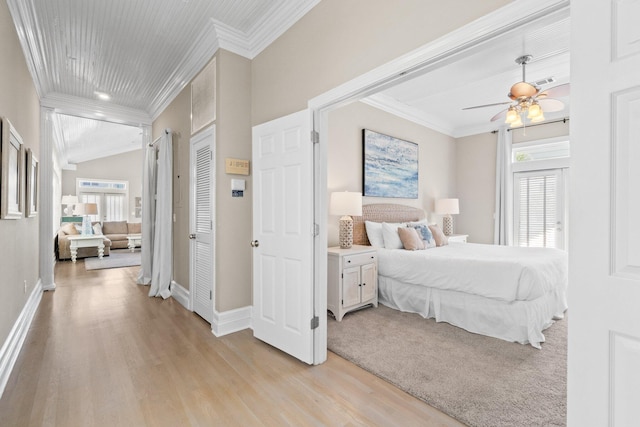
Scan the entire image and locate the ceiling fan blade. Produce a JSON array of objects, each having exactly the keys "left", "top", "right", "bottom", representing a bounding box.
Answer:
[
  {"left": 490, "top": 109, "right": 507, "bottom": 122},
  {"left": 462, "top": 101, "right": 512, "bottom": 111},
  {"left": 539, "top": 98, "right": 565, "bottom": 112},
  {"left": 538, "top": 83, "right": 570, "bottom": 99}
]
